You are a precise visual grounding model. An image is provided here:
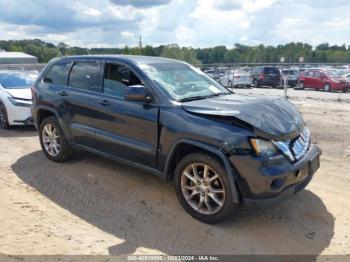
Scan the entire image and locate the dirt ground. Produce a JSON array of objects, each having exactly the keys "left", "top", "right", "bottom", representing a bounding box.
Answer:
[{"left": 0, "top": 89, "right": 349, "bottom": 258}]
